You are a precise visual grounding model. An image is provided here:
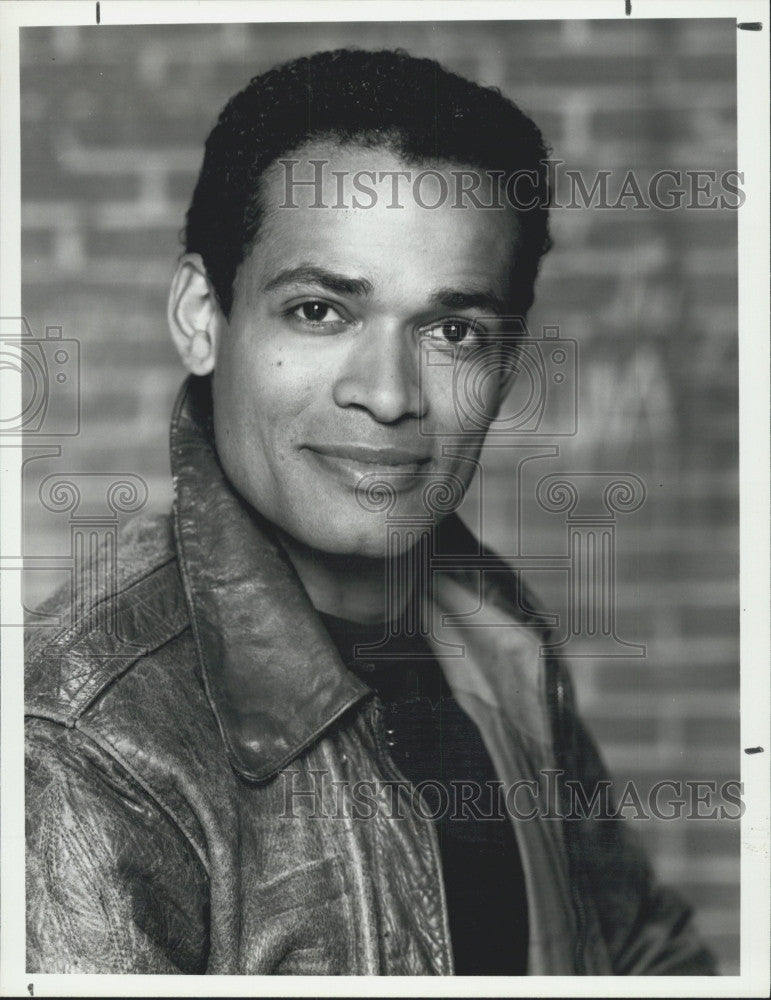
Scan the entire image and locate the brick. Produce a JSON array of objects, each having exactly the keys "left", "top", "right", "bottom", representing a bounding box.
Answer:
[
  {"left": 681, "top": 603, "right": 739, "bottom": 637},
  {"left": 599, "top": 751, "right": 739, "bottom": 786},
  {"left": 682, "top": 716, "right": 740, "bottom": 749},
  {"left": 23, "top": 258, "right": 174, "bottom": 289},
  {"left": 22, "top": 167, "right": 144, "bottom": 203},
  {"left": 74, "top": 108, "right": 212, "bottom": 149},
  {"left": 78, "top": 389, "right": 141, "bottom": 423},
  {"left": 680, "top": 884, "right": 740, "bottom": 916},
  {"left": 85, "top": 227, "right": 180, "bottom": 262},
  {"left": 593, "top": 652, "right": 739, "bottom": 691},
  {"left": 683, "top": 818, "right": 741, "bottom": 856},
  {"left": 593, "top": 106, "right": 737, "bottom": 145},
  {"left": 676, "top": 53, "right": 736, "bottom": 82},
  {"left": 90, "top": 200, "right": 188, "bottom": 232},
  {"left": 672, "top": 20, "right": 737, "bottom": 55},
  {"left": 590, "top": 714, "right": 660, "bottom": 747},
  {"left": 588, "top": 690, "right": 738, "bottom": 721},
  {"left": 57, "top": 136, "right": 201, "bottom": 177},
  {"left": 21, "top": 230, "right": 53, "bottom": 260},
  {"left": 20, "top": 27, "right": 61, "bottom": 66}
]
